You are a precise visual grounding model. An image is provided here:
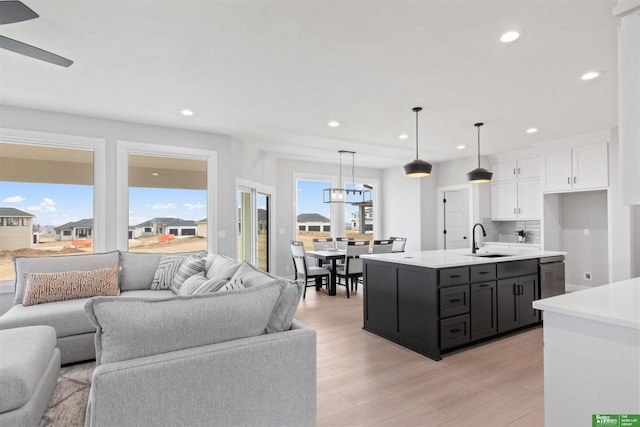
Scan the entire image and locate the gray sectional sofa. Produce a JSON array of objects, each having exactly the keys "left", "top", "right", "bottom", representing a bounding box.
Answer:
[{"left": 0, "top": 251, "right": 316, "bottom": 427}]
